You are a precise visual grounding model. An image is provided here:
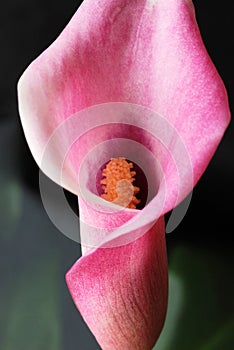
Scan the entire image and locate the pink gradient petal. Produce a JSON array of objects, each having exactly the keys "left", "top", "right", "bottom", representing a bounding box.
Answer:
[
  {"left": 66, "top": 217, "right": 167, "bottom": 350},
  {"left": 18, "top": 0, "right": 230, "bottom": 238},
  {"left": 17, "top": 0, "right": 231, "bottom": 349},
  {"left": 18, "top": 0, "right": 230, "bottom": 183}
]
